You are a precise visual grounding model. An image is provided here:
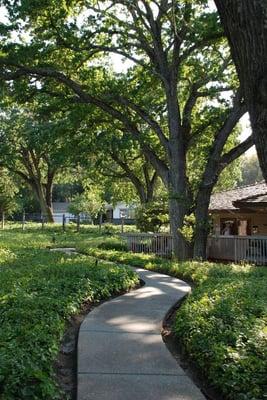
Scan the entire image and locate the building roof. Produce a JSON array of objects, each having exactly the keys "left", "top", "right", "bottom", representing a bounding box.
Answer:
[{"left": 209, "top": 181, "right": 267, "bottom": 212}]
